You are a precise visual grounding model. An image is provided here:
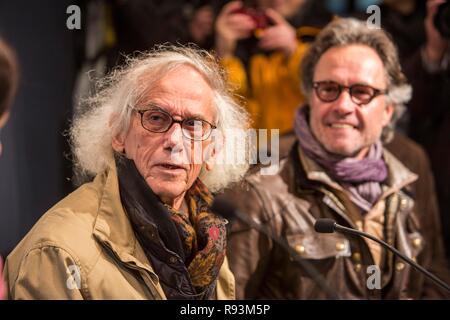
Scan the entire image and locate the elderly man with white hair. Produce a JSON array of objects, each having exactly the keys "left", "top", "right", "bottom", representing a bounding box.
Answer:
[{"left": 4, "top": 46, "right": 250, "bottom": 299}]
